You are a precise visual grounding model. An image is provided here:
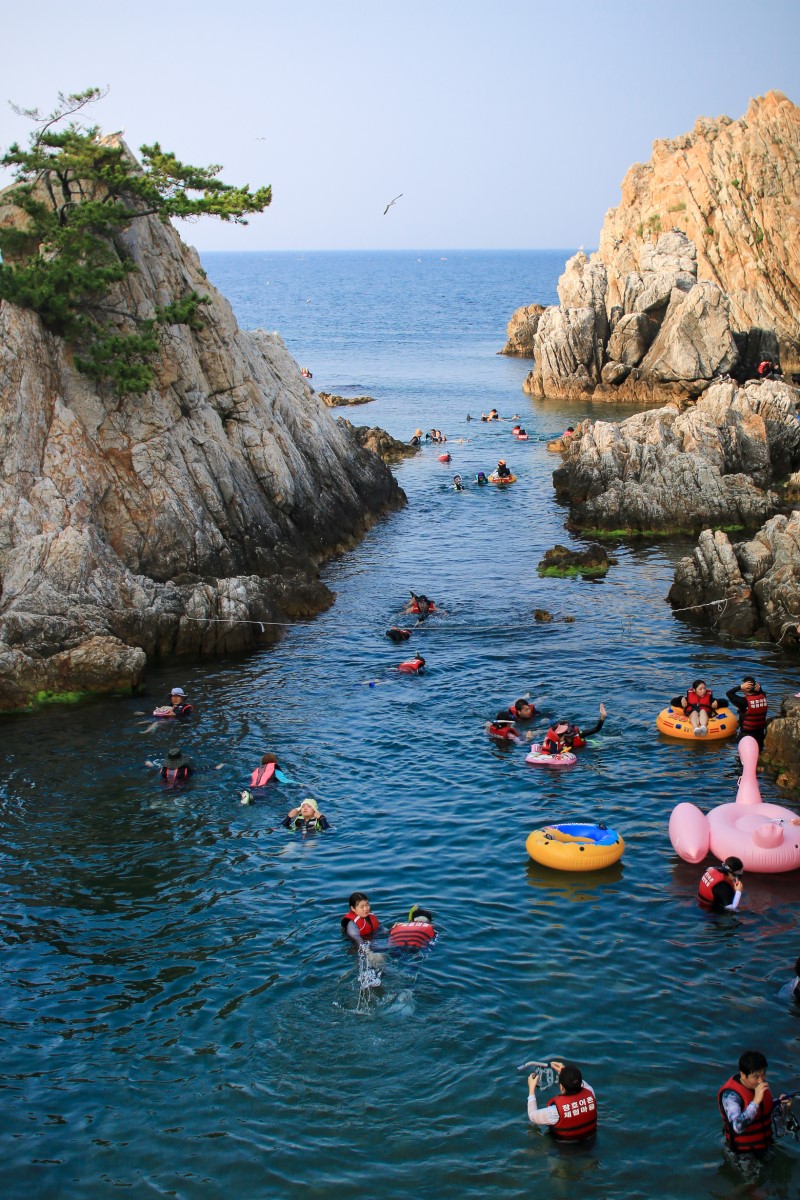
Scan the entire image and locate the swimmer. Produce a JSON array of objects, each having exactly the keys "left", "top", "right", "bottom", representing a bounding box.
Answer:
[
  {"left": 386, "top": 626, "right": 412, "bottom": 642},
  {"left": 250, "top": 753, "right": 291, "bottom": 787},
  {"left": 485, "top": 712, "right": 526, "bottom": 744},
  {"left": 341, "top": 892, "right": 381, "bottom": 944},
  {"left": 405, "top": 591, "right": 436, "bottom": 617},
  {"left": 495, "top": 459, "right": 512, "bottom": 479},
  {"left": 160, "top": 746, "right": 194, "bottom": 785},
  {"left": 388, "top": 905, "right": 437, "bottom": 950},
  {"left": 542, "top": 721, "right": 570, "bottom": 755},
  {"left": 152, "top": 687, "right": 193, "bottom": 719},
  {"left": 561, "top": 703, "right": 607, "bottom": 749},
  {"left": 698, "top": 857, "right": 744, "bottom": 912},
  {"left": 527, "top": 1061, "right": 597, "bottom": 1140},
  {"left": 397, "top": 654, "right": 425, "bottom": 674},
  {"left": 475, "top": 471, "right": 488, "bottom": 486},
  {"left": 453, "top": 475, "right": 464, "bottom": 491},
  {"left": 507, "top": 697, "right": 536, "bottom": 722},
  {"left": 282, "top": 798, "right": 330, "bottom": 832}
]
